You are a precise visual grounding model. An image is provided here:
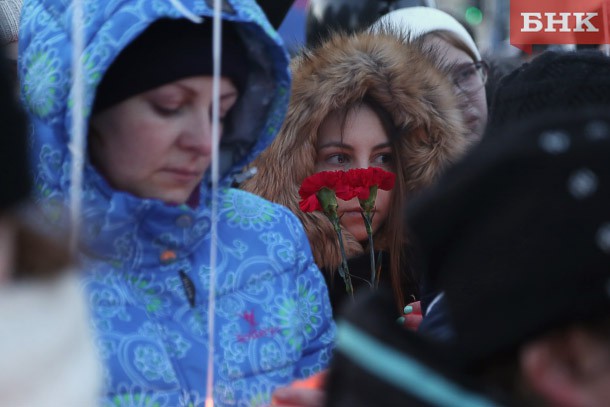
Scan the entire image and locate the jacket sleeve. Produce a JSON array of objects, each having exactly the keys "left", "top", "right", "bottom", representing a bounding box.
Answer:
[{"left": 282, "top": 210, "right": 337, "bottom": 379}]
